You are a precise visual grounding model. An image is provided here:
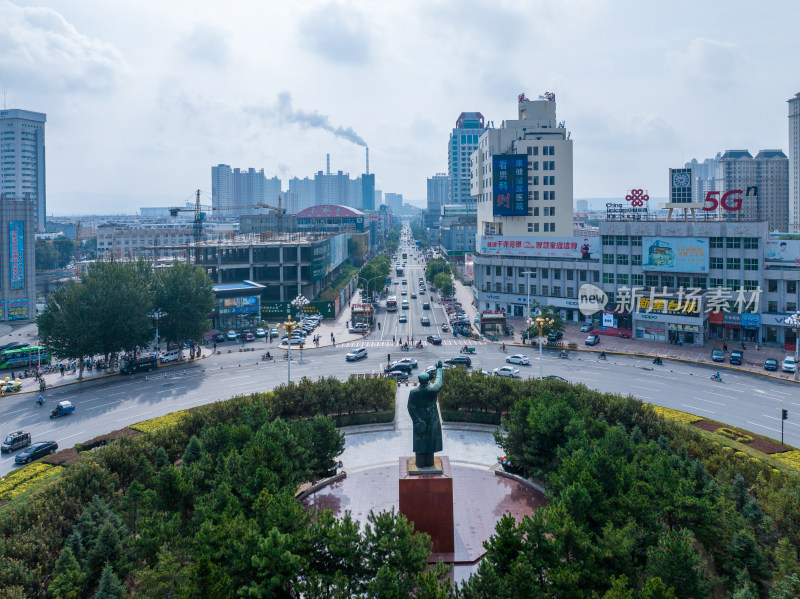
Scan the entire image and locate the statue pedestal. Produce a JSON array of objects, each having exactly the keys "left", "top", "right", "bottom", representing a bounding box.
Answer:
[{"left": 398, "top": 456, "right": 454, "bottom": 555}]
